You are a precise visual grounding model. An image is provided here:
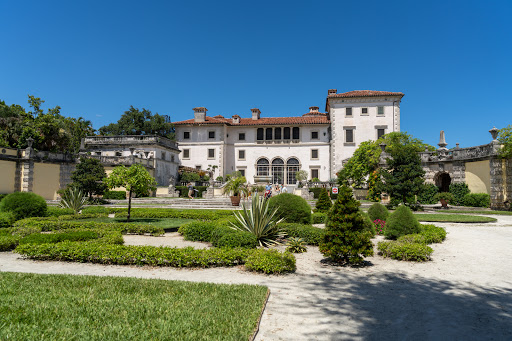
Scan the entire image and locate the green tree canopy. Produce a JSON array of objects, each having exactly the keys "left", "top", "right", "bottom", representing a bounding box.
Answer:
[
  {"left": 98, "top": 106, "right": 175, "bottom": 139},
  {"left": 71, "top": 157, "right": 108, "bottom": 198},
  {"left": 104, "top": 164, "right": 157, "bottom": 221},
  {"left": 498, "top": 125, "right": 512, "bottom": 158}
]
